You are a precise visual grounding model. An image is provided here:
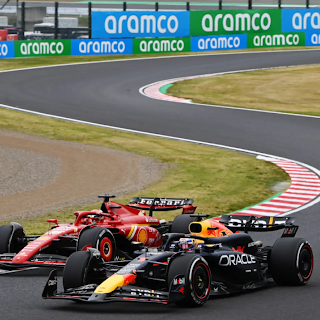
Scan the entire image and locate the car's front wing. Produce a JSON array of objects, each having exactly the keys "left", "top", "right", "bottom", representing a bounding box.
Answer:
[{"left": 42, "top": 270, "right": 188, "bottom": 305}]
